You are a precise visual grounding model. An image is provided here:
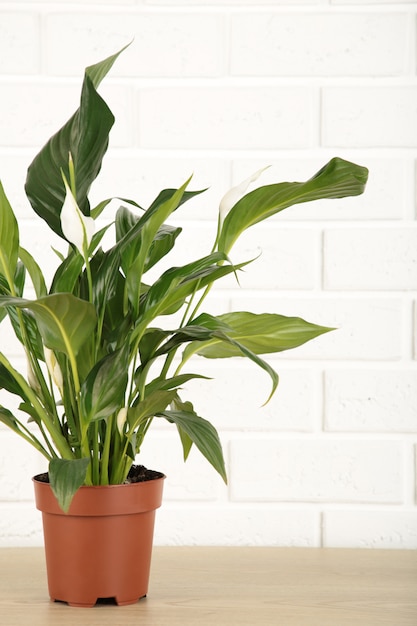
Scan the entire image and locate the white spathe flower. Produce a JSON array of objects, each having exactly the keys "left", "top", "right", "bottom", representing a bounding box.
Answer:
[
  {"left": 60, "top": 179, "right": 94, "bottom": 257},
  {"left": 44, "top": 347, "right": 64, "bottom": 394},
  {"left": 219, "top": 166, "right": 270, "bottom": 223},
  {"left": 116, "top": 407, "right": 128, "bottom": 435},
  {"left": 26, "top": 356, "right": 41, "bottom": 393}
]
